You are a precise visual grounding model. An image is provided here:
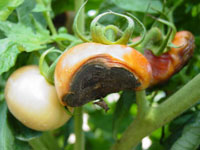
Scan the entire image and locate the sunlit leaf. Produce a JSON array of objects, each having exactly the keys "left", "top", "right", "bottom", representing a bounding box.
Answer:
[
  {"left": 0, "top": 0, "right": 24, "bottom": 21},
  {"left": 0, "top": 42, "right": 20, "bottom": 75},
  {"left": 0, "top": 21, "right": 50, "bottom": 52}
]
